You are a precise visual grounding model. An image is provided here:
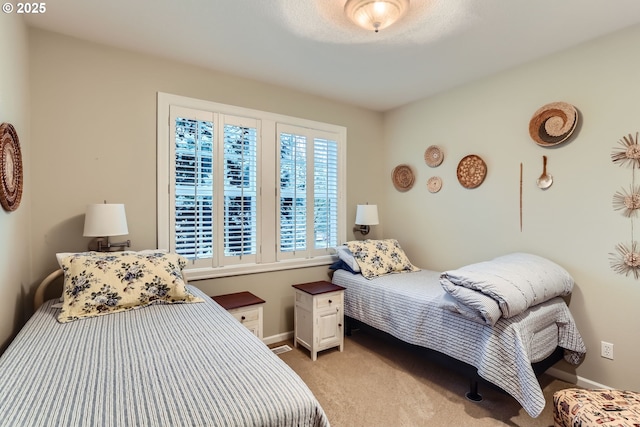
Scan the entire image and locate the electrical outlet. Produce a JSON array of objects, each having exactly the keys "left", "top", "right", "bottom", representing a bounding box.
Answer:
[{"left": 601, "top": 341, "right": 614, "bottom": 360}]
